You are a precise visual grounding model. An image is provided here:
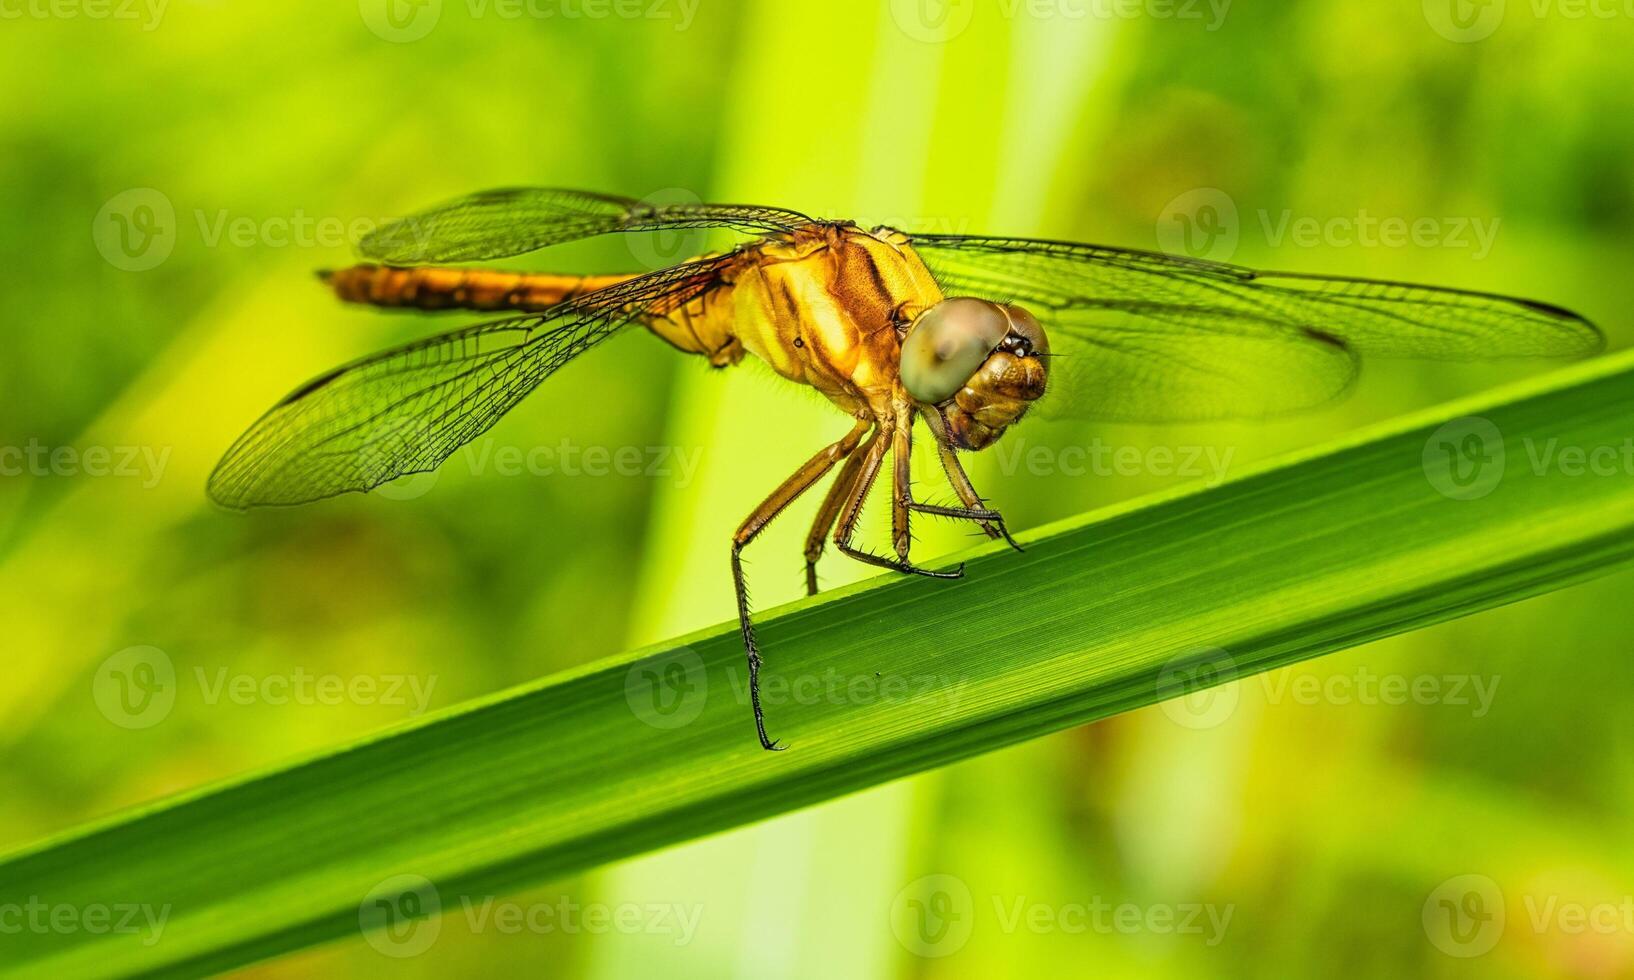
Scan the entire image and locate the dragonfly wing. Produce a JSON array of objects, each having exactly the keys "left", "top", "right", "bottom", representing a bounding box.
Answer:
[
  {"left": 1036, "top": 307, "right": 1360, "bottom": 422},
  {"left": 209, "top": 255, "right": 732, "bottom": 507},
  {"left": 910, "top": 234, "right": 1602, "bottom": 422},
  {"left": 360, "top": 187, "right": 813, "bottom": 263}
]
